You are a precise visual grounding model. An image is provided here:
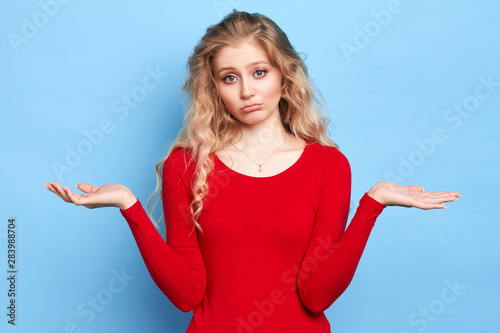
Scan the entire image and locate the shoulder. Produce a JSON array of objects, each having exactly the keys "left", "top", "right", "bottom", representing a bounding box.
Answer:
[
  {"left": 166, "top": 147, "right": 194, "bottom": 164},
  {"left": 305, "top": 141, "right": 351, "bottom": 193},
  {"left": 163, "top": 147, "right": 196, "bottom": 178},
  {"left": 306, "top": 141, "right": 350, "bottom": 172}
]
